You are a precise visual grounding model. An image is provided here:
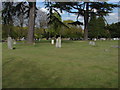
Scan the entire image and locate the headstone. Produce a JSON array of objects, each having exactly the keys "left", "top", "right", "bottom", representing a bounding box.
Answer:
[
  {"left": 89, "top": 41, "right": 96, "bottom": 46},
  {"left": 113, "top": 38, "right": 119, "bottom": 40},
  {"left": 49, "top": 37, "right": 51, "bottom": 40},
  {"left": 7, "top": 37, "right": 13, "bottom": 49},
  {"left": 104, "top": 49, "right": 108, "bottom": 52},
  {"left": 58, "top": 37, "right": 61, "bottom": 48},
  {"left": 56, "top": 37, "right": 61, "bottom": 48},
  {"left": 94, "top": 38, "right": 97, "bottom": 41},
  {"left": 56, "top": 38, "right": 59, "bottom": 48},
  {"left": 13, "top": 40, "right": 16, "bottom": 45},
  {"left": 21, "top": 37, "right": 25, "bottom": 41},
  {"left": 100, "top": 38, "right": 106, "bottom": 40},
  {"left": 39, "top": 38, "right": 41, "bottom": 41},
  {"left": 117, "top": 38, "right": 119, "bottom": 40},
  {"left": 111, "top": 45, "right": 120, "bottom": 48},
  {"left": 113, "top": 38, "right": 115, "bottom": 40},
  {"left": 51, "top": 40, "right": 54, "bottom": 45}
]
